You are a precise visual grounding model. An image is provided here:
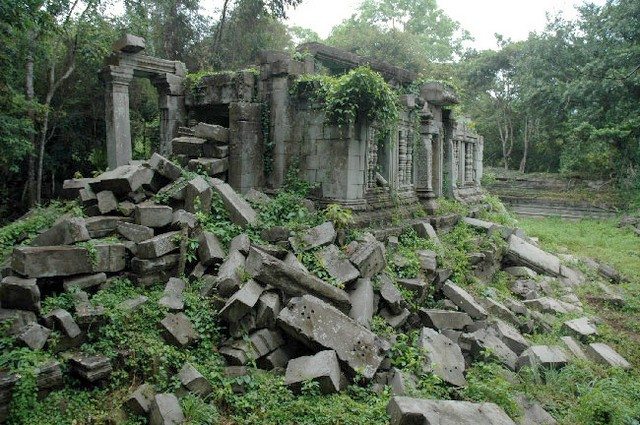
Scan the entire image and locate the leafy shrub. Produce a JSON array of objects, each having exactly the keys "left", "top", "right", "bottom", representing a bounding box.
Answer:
[
  {"left": 460, "top": 361, "right": 521, "bottom": 419},
  {"left": 323, "top": 204, "right": 354, "bottom": 230},
  {"left": 292, "top": 67, "right": 399, "bottom": 135}
]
